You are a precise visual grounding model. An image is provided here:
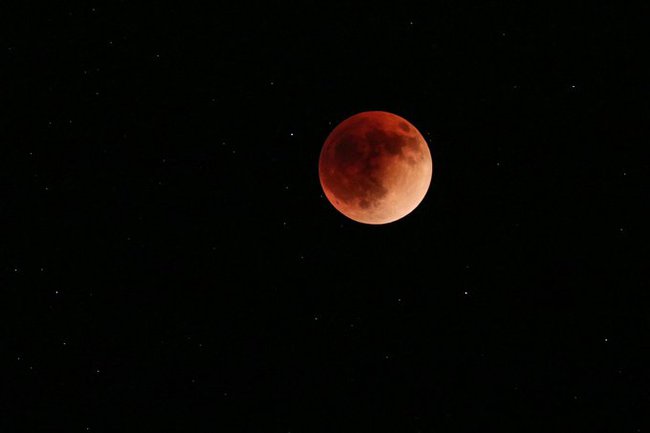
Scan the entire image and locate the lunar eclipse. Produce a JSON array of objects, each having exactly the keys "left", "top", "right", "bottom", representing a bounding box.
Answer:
[{"left": 319, "top": 111, "right": 433, "bottom": 224}]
